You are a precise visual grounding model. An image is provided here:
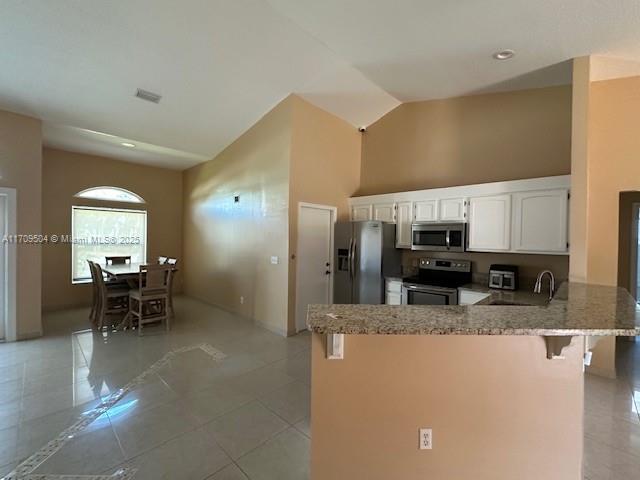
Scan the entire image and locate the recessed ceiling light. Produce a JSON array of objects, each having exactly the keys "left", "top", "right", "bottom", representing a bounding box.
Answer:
[
  {"left": 121, "top": 142, "right": 136, "bottom": 148},
  {"left": 493, "top": 49, "right": 515, "bottom": 60}
]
